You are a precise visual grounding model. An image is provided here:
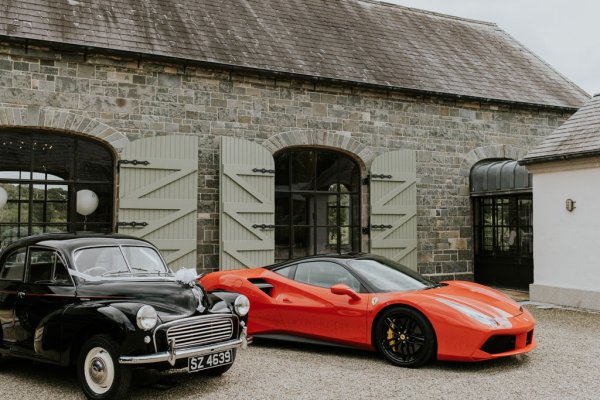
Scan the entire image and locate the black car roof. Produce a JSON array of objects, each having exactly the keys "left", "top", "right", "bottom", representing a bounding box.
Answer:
[
  {"left": 263, "top": 253, "right": 374, "bottom": 270},
  {"left": 0, "top": 233, "right": 154, "bottom": 256}
]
